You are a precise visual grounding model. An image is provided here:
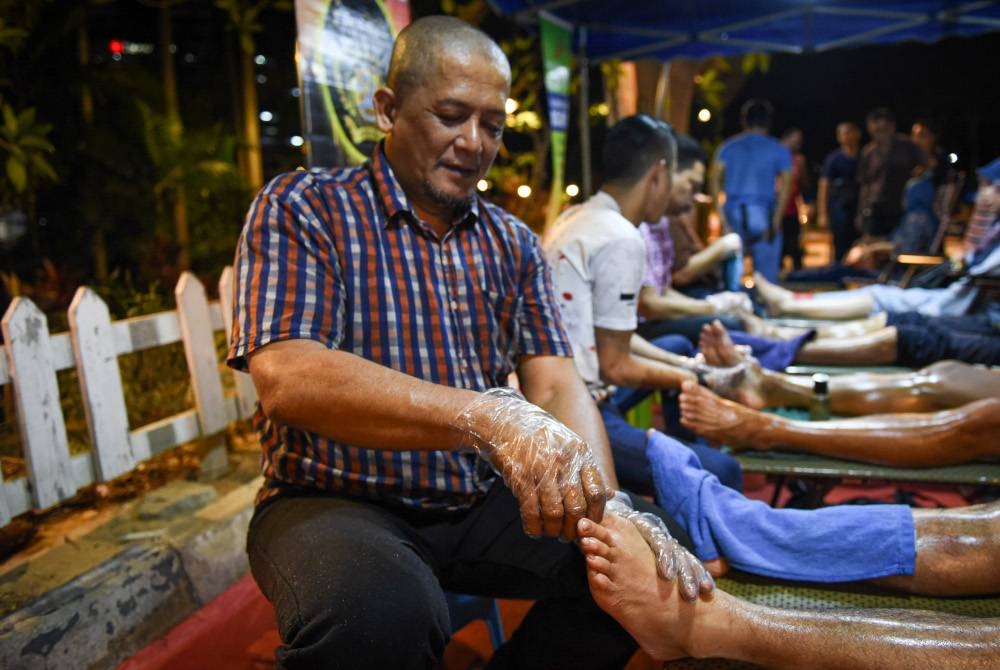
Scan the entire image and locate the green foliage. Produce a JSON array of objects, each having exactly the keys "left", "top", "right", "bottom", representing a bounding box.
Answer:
[
  {"left": 214, "top": 0, "right": 292, "bottom": 54},
  {"left": 0, "top": 100, "right": 58, "bottom": 199},
  {"left": 695, "top": 53, "right": 771, "bottom": 114}
]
